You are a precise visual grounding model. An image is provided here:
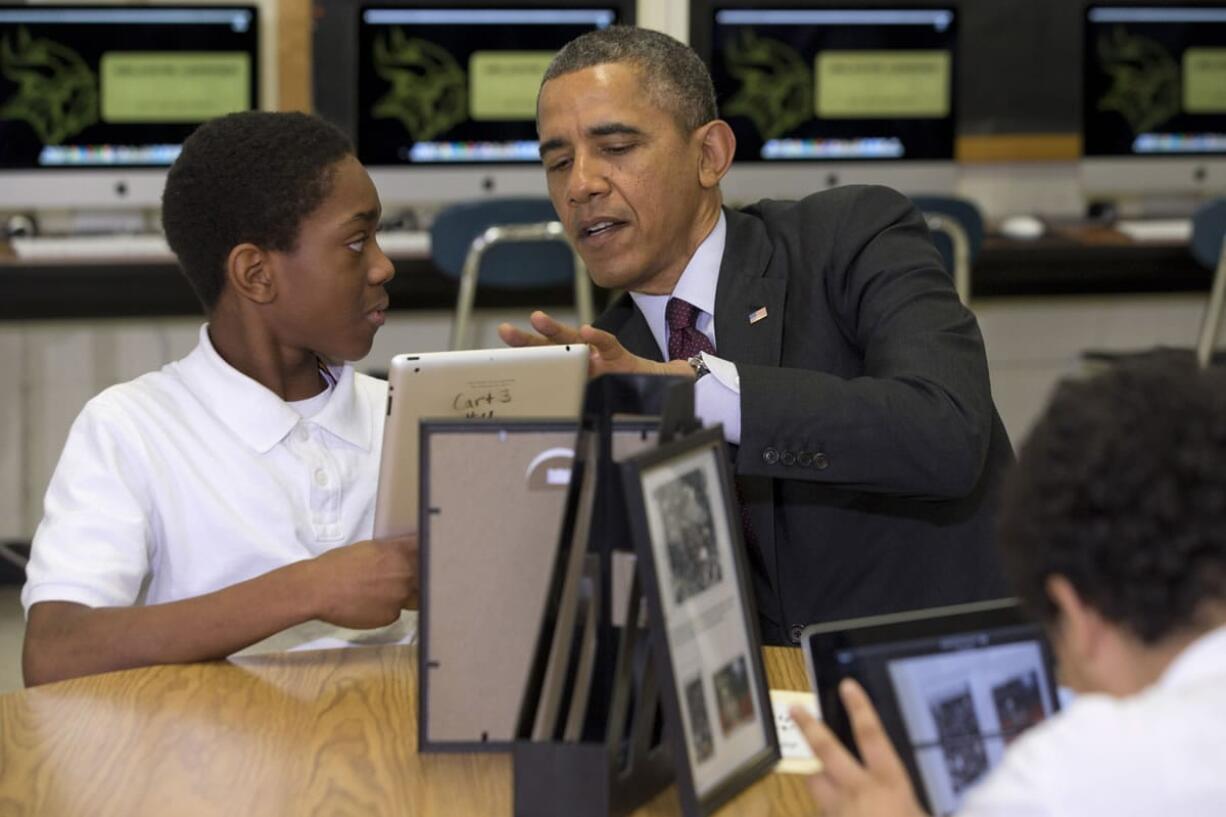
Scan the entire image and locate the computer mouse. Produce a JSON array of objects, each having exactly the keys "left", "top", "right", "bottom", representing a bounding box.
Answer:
[{"left": 1000, "top": 214, "right": 1046, "bottom": 240}]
